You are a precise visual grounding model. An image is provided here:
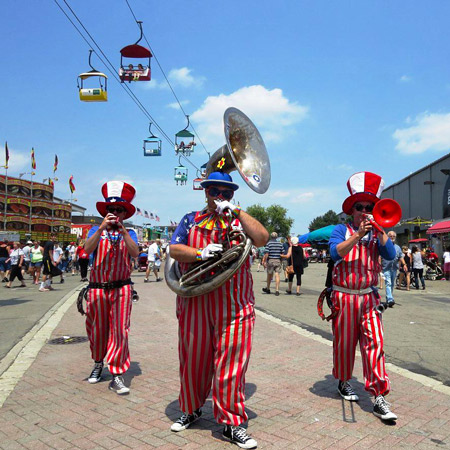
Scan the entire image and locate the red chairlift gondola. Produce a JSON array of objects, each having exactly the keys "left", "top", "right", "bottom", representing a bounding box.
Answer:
[
  {"left": 119, "top": 21, "right": 152, "bottom": 83},
  {"left": 192, "top": 164, "right": 207, "bottom": 190}
]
